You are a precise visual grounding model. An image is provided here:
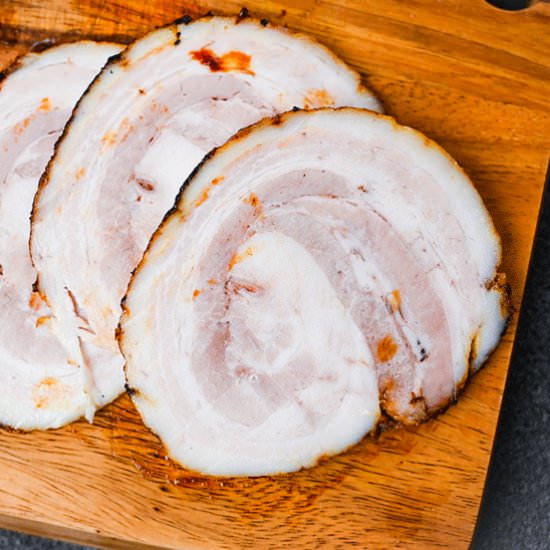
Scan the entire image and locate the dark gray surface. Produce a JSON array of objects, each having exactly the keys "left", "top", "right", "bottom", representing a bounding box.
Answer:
[
  {"left": 1, "top": 184, "right": 549, "bottom": 548},
  {"left": 0, "top": 530, "right": 87, "bottom": 549},
  {"left": 472, "top": 165, "right": 550, "bottom": 550}
]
